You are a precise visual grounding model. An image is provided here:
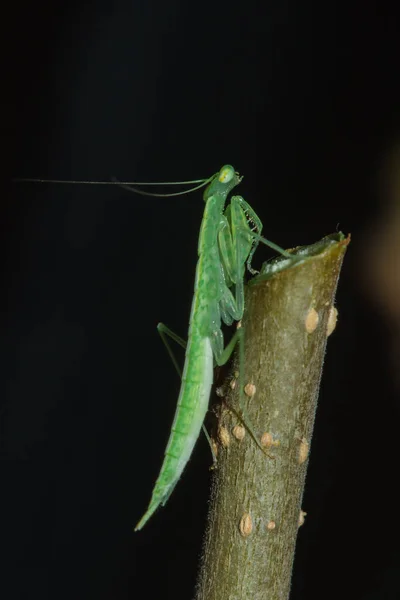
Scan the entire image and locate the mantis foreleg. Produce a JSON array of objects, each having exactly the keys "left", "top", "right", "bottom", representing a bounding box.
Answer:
[
  {"left": 230, "top": 195, "right": 293, "bottom": 272},
  {"left": 210, "top": 200, "right": 279, "bottom": 457}
]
